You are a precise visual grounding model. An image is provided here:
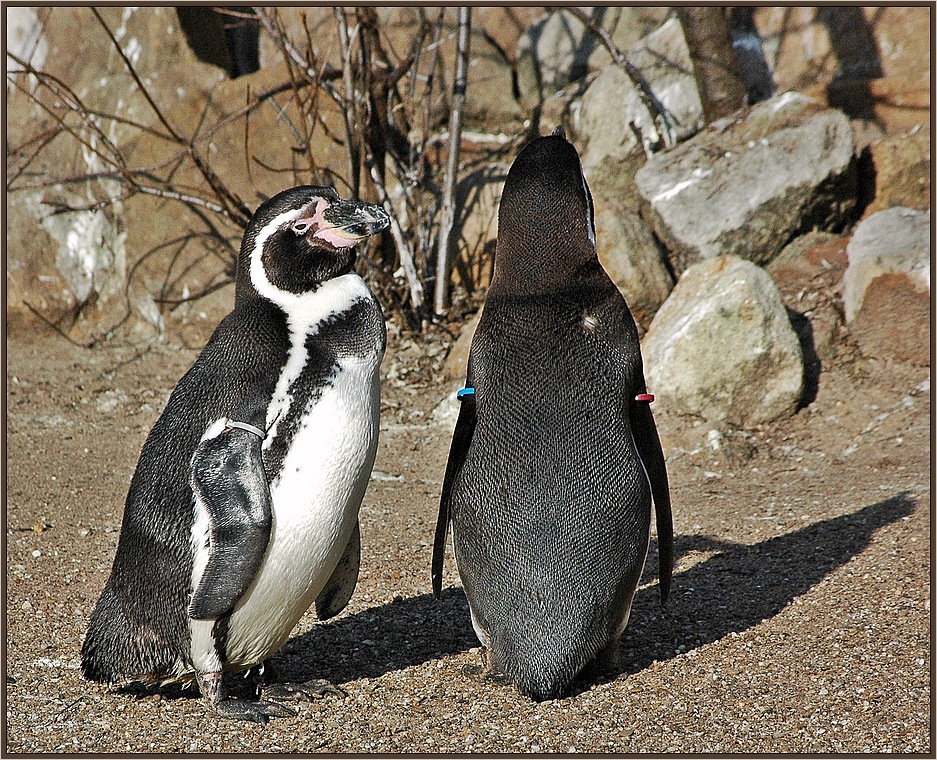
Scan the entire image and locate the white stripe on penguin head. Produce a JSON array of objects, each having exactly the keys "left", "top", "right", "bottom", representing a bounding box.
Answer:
[
  {"left": 248, "top": 207, "right": 310, "bottom": 312},
  {"left": 247, "top": 201, "right": 371, "bottom": 331}
]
